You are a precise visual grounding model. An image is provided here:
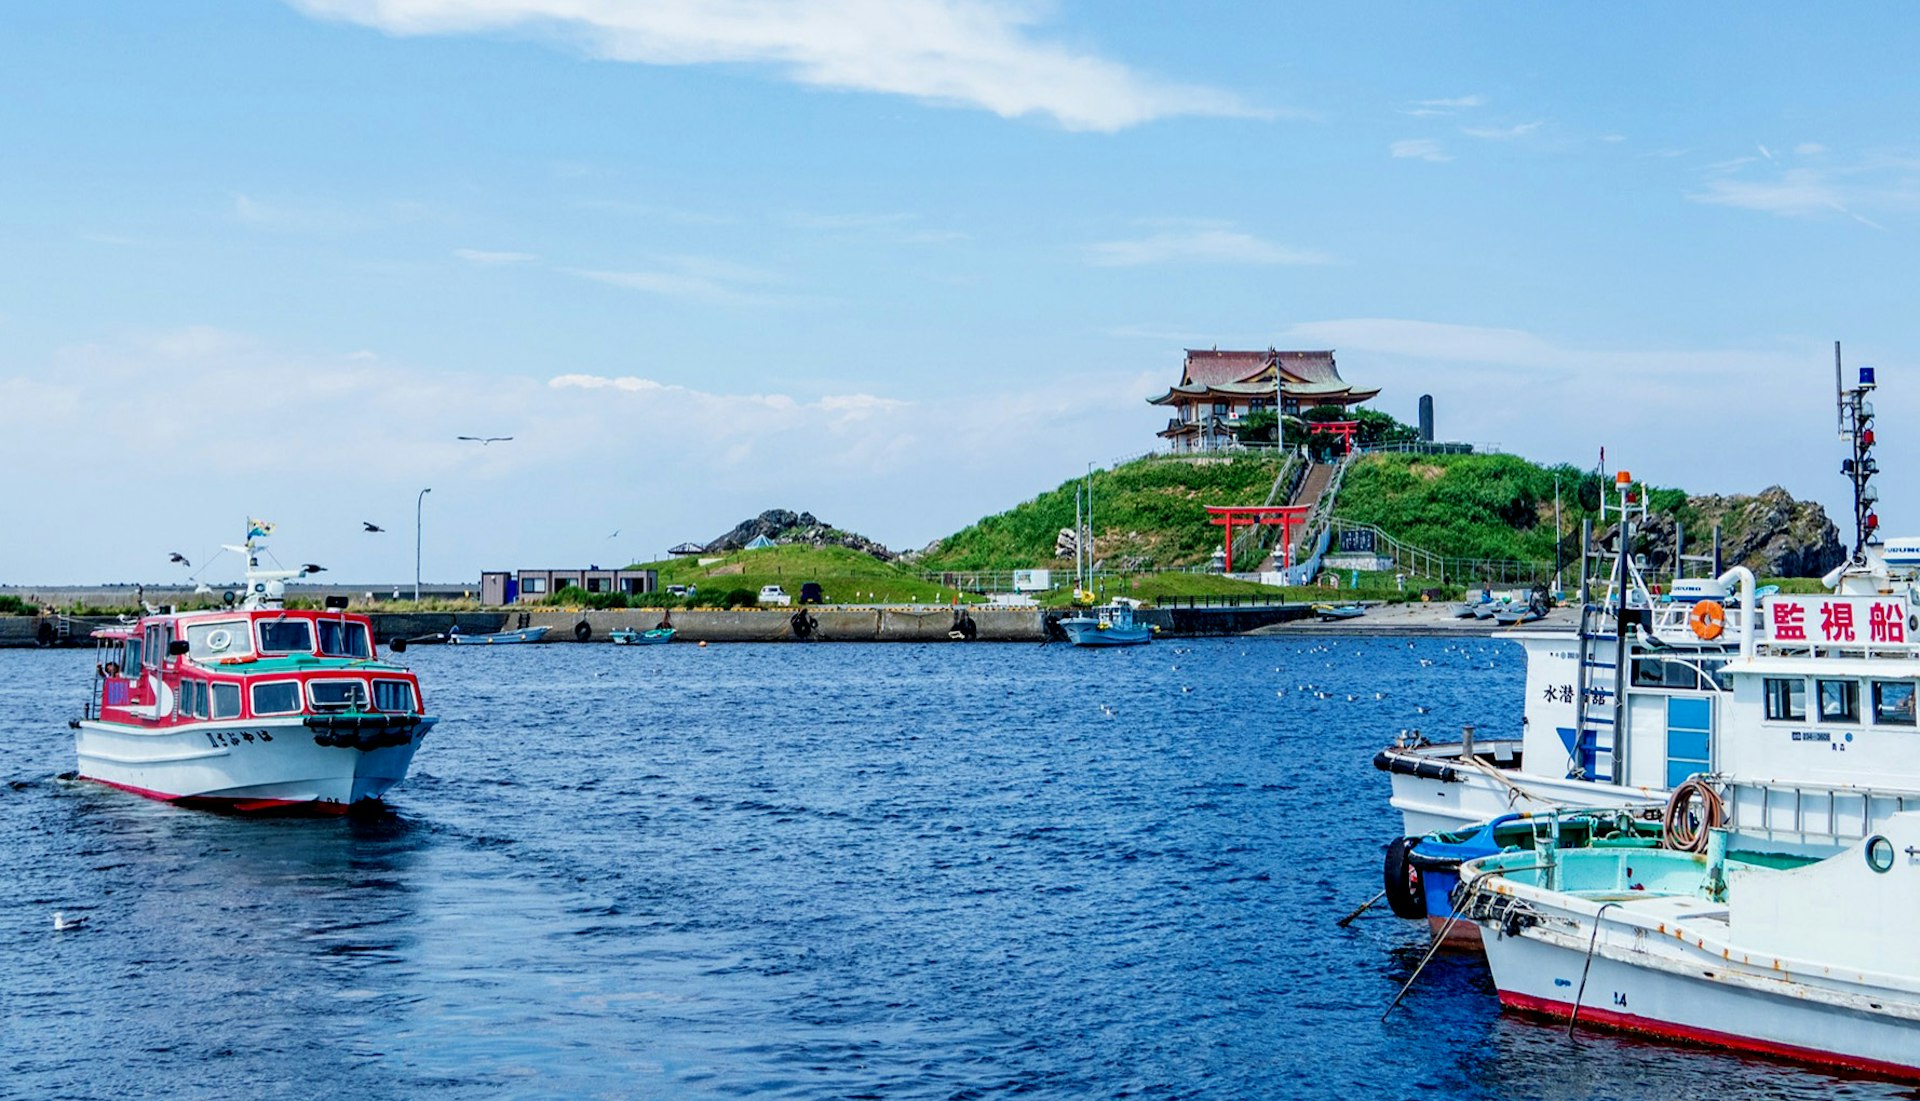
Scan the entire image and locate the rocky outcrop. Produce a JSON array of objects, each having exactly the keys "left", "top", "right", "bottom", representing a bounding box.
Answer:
[
  {"left": 705, "top": 510, "right": 895, "bottom": 560},
  {"left": 1628, "top": 487, "right": 1844, "bottom": 578}
]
